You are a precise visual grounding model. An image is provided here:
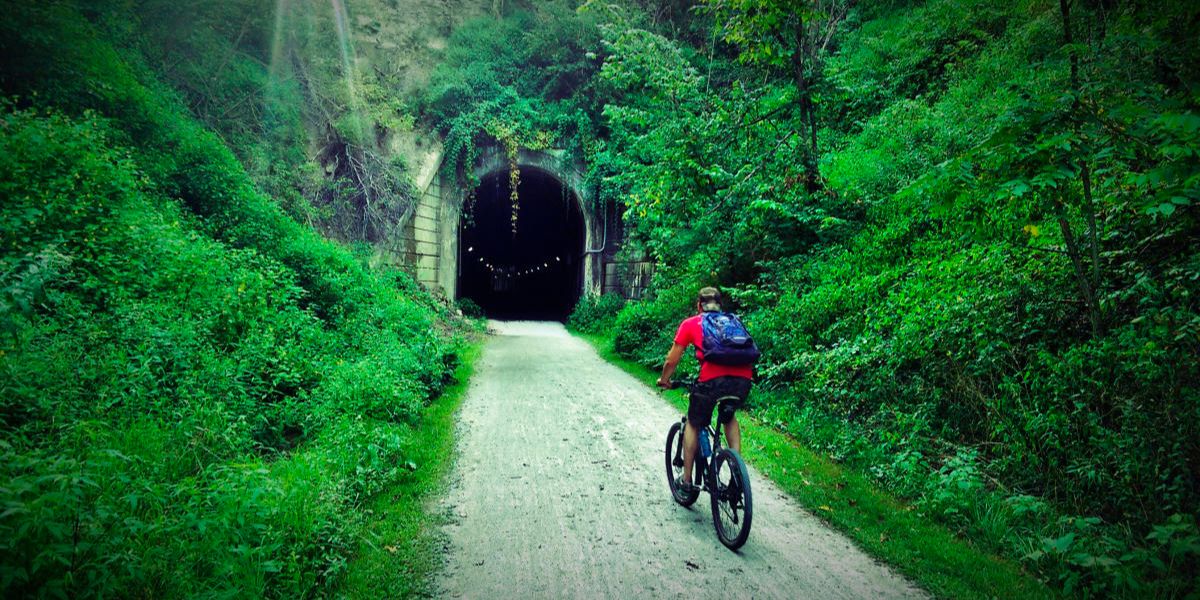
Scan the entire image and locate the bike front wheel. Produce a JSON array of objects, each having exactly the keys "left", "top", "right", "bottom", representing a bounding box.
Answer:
[
  {"left": 665, "top": 421, "right": 699, "bottom": 507},
  {"left": 710, "top": 448, "right": 752, "bottom": 550}
]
